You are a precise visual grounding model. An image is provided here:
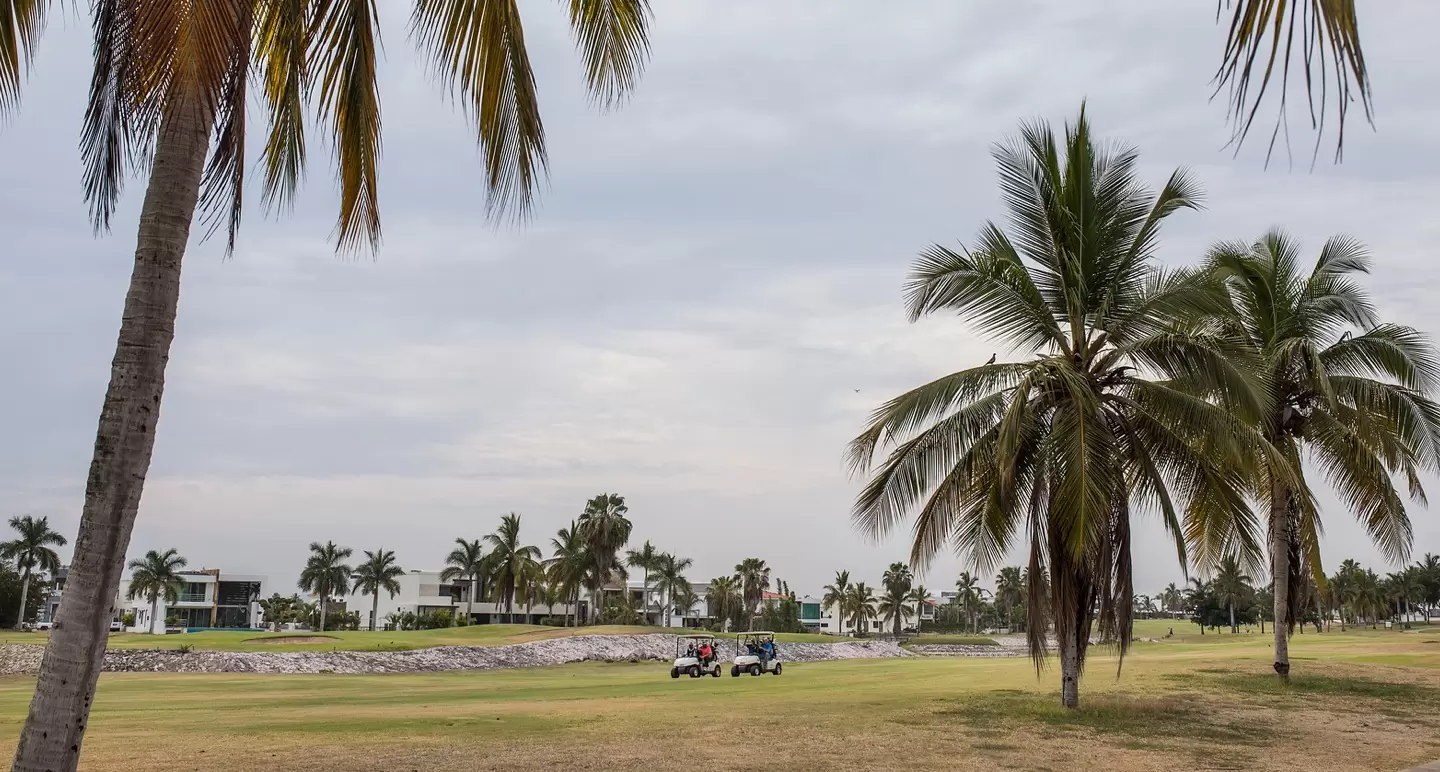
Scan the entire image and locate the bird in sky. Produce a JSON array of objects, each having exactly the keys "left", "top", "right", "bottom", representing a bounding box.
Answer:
[{"left": 985, "top": 353, "right": 997, "bottom": 365}]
